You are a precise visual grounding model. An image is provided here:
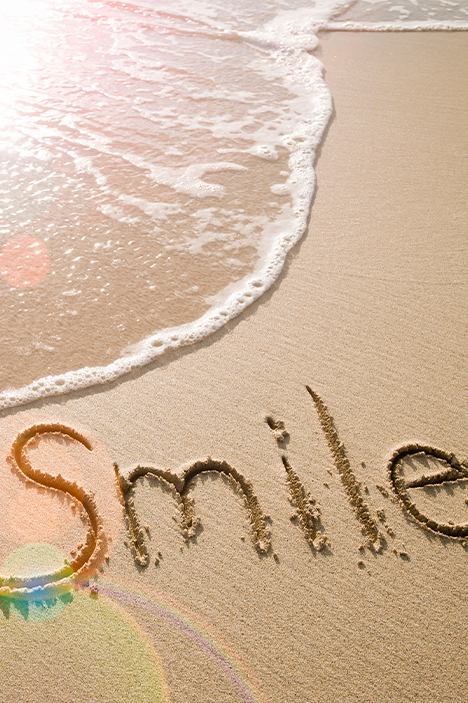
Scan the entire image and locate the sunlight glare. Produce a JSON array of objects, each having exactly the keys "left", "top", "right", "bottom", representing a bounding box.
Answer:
[{"left": 0, "top": 0, "right": 49, "bottom": 119}]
